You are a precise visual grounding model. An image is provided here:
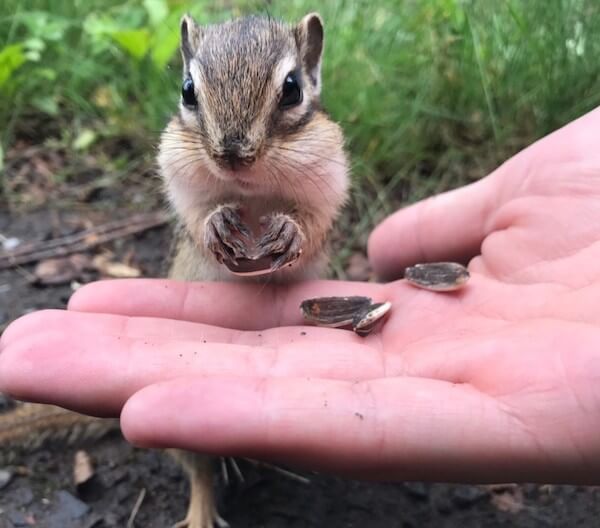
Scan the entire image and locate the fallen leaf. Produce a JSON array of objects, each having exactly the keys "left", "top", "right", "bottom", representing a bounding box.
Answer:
[
  {"left": 73, "top": 450, "right": 94, "bottom": 488},
  {"left": 72, "top": 128, "right": 97, "bottom": 151},
  {"left": 490, "top": 488, "right": 524, "bottom": 514},
  {"left": 92, "top": 255, "right": 141, "bottom": 278},
  {"left": 33, "top": 254, "right": 92, "bottom": 285},
  {"left": 1, "top": 236, "right": 21, "bottom": 251},
  {"left": 0, "top": 468, "right": 13, "bottom": 489}
]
